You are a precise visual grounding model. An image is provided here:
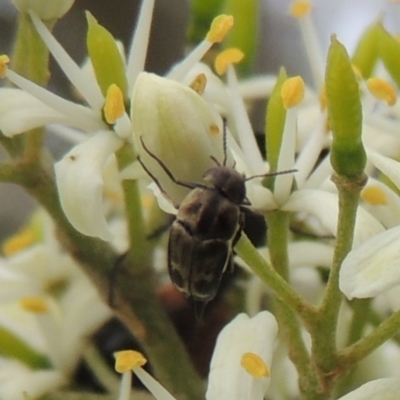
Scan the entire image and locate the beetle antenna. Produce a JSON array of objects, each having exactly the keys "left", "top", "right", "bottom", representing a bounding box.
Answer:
[
  {"left": 222, "top": 118, "right": 228, "bottom": 167},
  {"left": 210, "top": 155, "right": 221, "bottom": 166},
  {"left": 139, "top": 136, "right": 205, "bottom": 190},
  {"left": 245, "top": 168, "right": 297, "bottom": 182}
]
